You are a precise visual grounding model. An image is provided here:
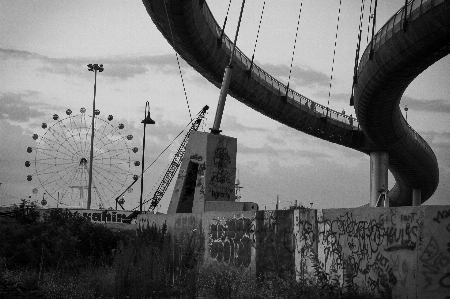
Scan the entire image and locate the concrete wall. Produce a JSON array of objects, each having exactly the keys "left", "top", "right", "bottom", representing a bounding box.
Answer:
[
  {"left": 417, "top": 206, "right": 450, "bottom": 298},
  {"left": 138, "top": 205, "right": 450, "bottom": 298},
  {"left": 314, "top": 208, "right": 420, "bottom": 297}
]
